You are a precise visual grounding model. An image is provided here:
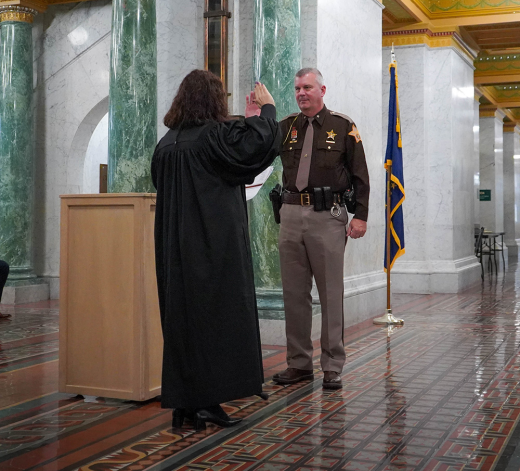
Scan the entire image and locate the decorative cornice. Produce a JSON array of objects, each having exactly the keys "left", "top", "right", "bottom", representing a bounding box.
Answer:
[
  {"left": 504, "top": 123, "right": 516, "bottom": 133},
  {"left": 0, "top": 5, "right": 37, "bottom": 22},
  {"left": 479, "top": 107, "right": 497, "bottom": 118},
  {"left": 382, "top": 28, "right": 476, "bottom": 63},
  {"left": 415, "top": 0, "right": 520, "bottom": 18},
  {"left": 496, "top": 108, "right": 507, "bottom": 121}
]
